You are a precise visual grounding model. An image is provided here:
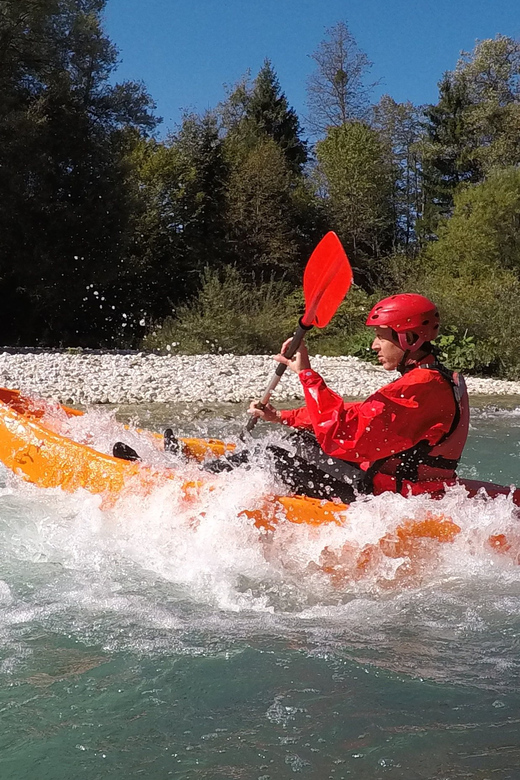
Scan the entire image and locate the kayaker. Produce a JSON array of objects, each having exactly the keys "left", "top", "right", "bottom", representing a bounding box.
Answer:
[
  {"left": 113, "top": 293, "right": 469, "bottom": 504},
  {"left": 248, "top": 293, "right": 470, "bottom": 499}
]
